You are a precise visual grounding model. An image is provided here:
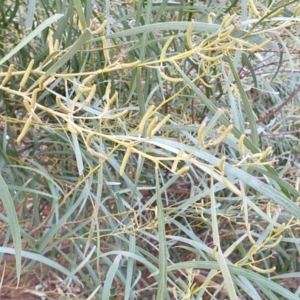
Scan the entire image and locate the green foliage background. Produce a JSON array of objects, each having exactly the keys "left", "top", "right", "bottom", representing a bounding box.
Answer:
[{"left": 0, "top": 0, "right": 299, "bottom": 299}]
